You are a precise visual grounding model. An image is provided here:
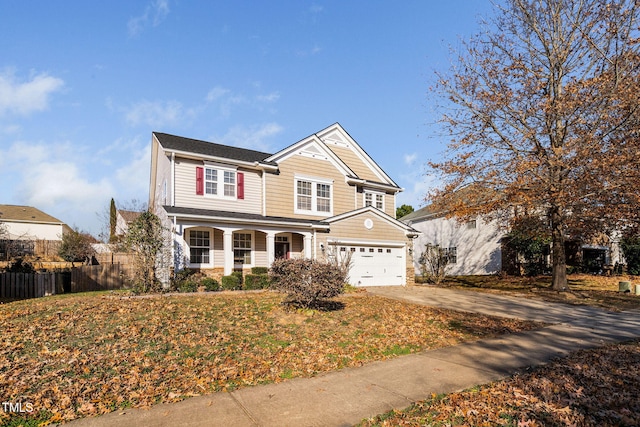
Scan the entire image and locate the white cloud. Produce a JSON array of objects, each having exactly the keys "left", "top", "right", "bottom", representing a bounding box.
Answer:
[
  {"left": 403, "top": 153, "right": 418, "bottom": 166},
  {"left": 115, "top": 142, "right": 151, "bottom": 197},
  {"left": 256, "top": 92, "right": 280, "bottom": 103},
  {"left": 205, "top": 86, "right": 280, "bottom": 118},
  {"left": 214, "top": 122, "right": 284, "bottom": 152},
  {"left": 125, "top": 100, "right": 191, "bottom": 127},
  {"left": 0, "top": 138, "right": 151, "bottom": 235},
  {"left": 128, "top": 0, "right": 170, "bottom": 37},
  {"left": 296, "top": 45, "right": 322, "bottom": 57},
  {"left": 0, "top": 70, "right": 64, "bottom": 116},
  {"left": 205, "top": 86, "right": 231, "bottom": 103}
]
